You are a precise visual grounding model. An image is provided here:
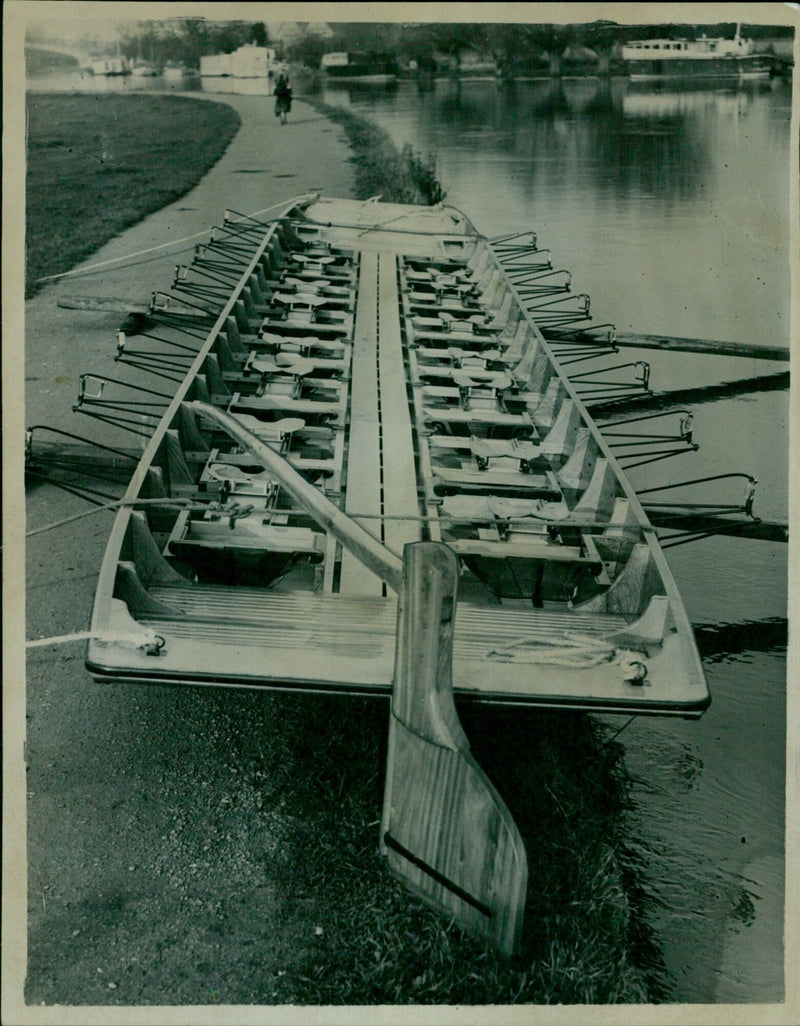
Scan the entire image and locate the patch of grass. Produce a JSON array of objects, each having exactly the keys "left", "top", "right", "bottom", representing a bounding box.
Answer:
[
  {"left": 25, "top": 94, "right": 241, "bottom": 297},
  {"left": 224, "top": 692, "right": 667, "bottom": 1005},
  {"left": 306, "top": 99, "right": 446, "bottom": 206}
]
